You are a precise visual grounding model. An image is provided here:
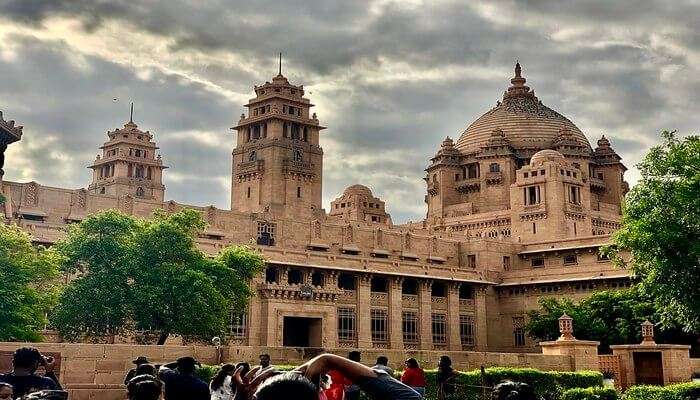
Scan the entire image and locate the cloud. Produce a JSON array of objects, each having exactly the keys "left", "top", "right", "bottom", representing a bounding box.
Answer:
[{"left": 0, "top": 0, "right": 699, "bottom": 222}]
